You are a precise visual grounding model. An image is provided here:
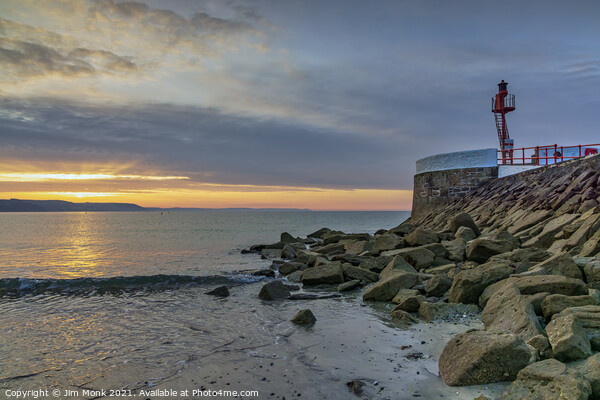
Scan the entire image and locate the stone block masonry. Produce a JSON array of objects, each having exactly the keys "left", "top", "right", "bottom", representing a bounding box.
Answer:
[{"left": 412, "top": 166, "right": 498, "bottom": 220}]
